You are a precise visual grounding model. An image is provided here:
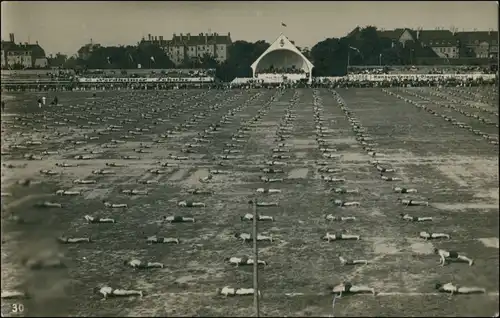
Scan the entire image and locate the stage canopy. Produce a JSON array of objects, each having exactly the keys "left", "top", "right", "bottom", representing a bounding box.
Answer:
[{"left": 250, "top": 33, "right": 314, "bottom": 76}]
